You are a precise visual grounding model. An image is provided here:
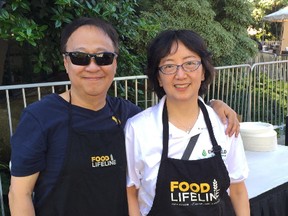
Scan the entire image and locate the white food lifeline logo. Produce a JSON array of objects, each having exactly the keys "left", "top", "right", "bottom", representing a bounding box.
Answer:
[
  {"left": 170, "top": 179, "right": 220, "bottom": 206},
  {"left": 91, "top": 154, "right": 117, "bottom": 167}
]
